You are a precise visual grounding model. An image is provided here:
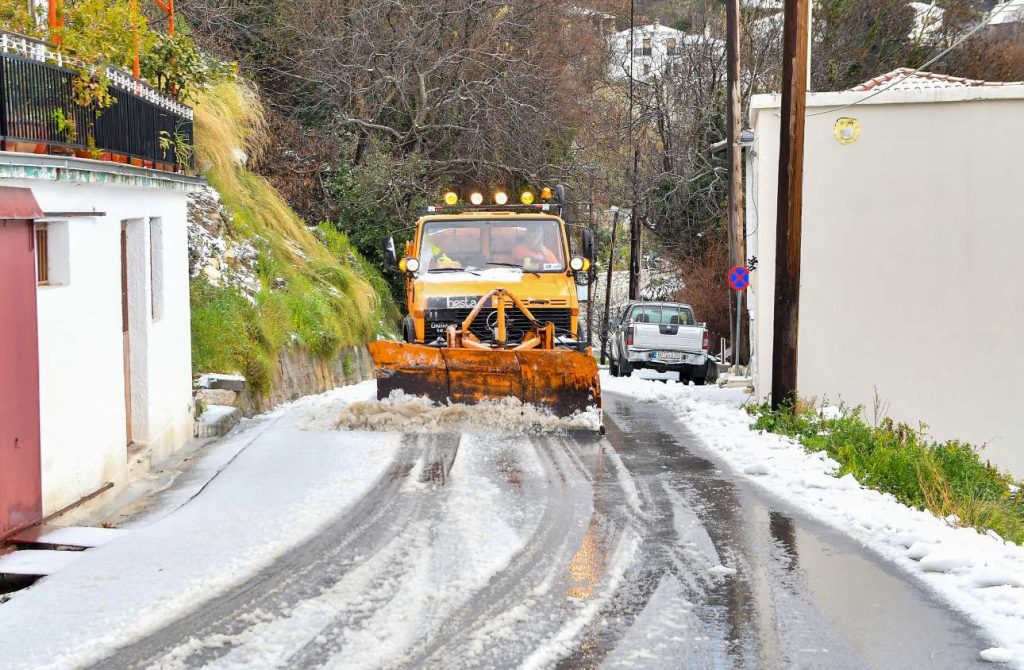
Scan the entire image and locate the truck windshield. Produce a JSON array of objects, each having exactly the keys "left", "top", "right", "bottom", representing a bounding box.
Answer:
[
  {"left": 419, "top": 219, "right": 565, "bottom": 273},
  {"left": 629, "top": 305, "right": 694, "bottom": 325}
]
